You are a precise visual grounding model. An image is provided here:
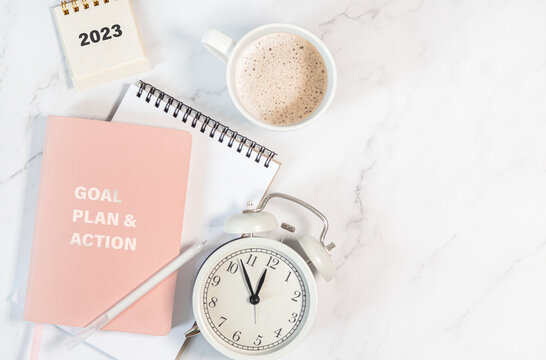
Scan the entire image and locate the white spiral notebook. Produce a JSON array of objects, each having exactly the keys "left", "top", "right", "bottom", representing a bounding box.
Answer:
[{"left": 77, "top": 81, "right": 279, "bottom": 358}]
